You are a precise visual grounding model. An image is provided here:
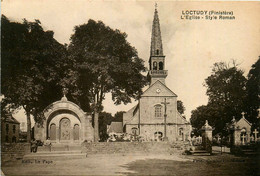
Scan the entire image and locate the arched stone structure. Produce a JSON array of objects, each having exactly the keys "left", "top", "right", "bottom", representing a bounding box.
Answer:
[{"left": 34, "top": 97, "right": 94, "bottom": 143}]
